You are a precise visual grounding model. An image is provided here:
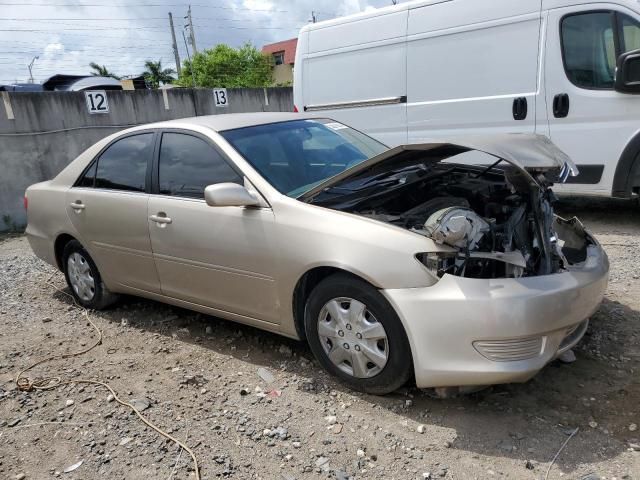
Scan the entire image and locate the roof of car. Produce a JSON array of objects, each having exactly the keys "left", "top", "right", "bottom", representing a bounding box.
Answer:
[{"left": 148, "top": 113, "right": 313, "bottom": 132}]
